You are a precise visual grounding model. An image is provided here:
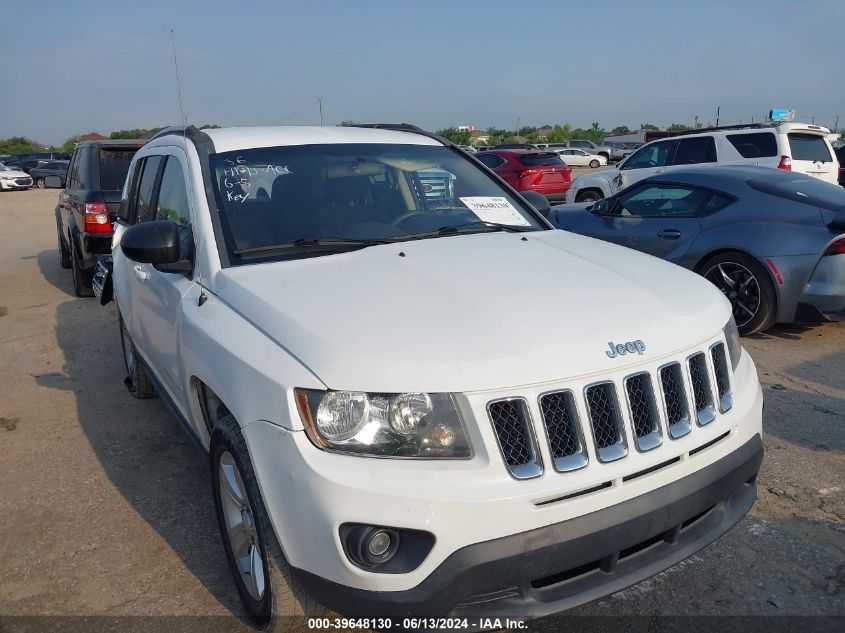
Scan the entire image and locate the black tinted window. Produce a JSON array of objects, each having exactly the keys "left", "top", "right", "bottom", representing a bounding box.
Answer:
[
  {"left": 788, "top": 134, "right": 833, "bottom": 162},
  {"left": 518, "top": 153, "right": 564, "bottom": 166},
  {"left": 701, "top": 193, "right": 734, "bottom": 214},
  {"left": 135, "top": 156, "right": 162, "bottom": 223},
  {"left": 616, "top": 184, "right": 708, "bottom": 217},
  {"left": 673, "top": 137, "right": 716, "bottom": 165},
  {"left": 727, "top": 132, "right": 777, "bottom": 158},
  {"left": 66, "top": 151, "right": 80, "bottom": 188},
  {"left": 156, "top": 158, "right": 191, "bottom": 225},
  {"left": 99, "top": 149, "right": 136, "bottom": 190},
  {"left": 748, "top": 173, "right": 845, "bottom": 210},
  {"left": 623, "top": 140, "right": 674, "bottom": 169},
  {"left": 477, "top": 154, "right": 504, "bottom": 168}
]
